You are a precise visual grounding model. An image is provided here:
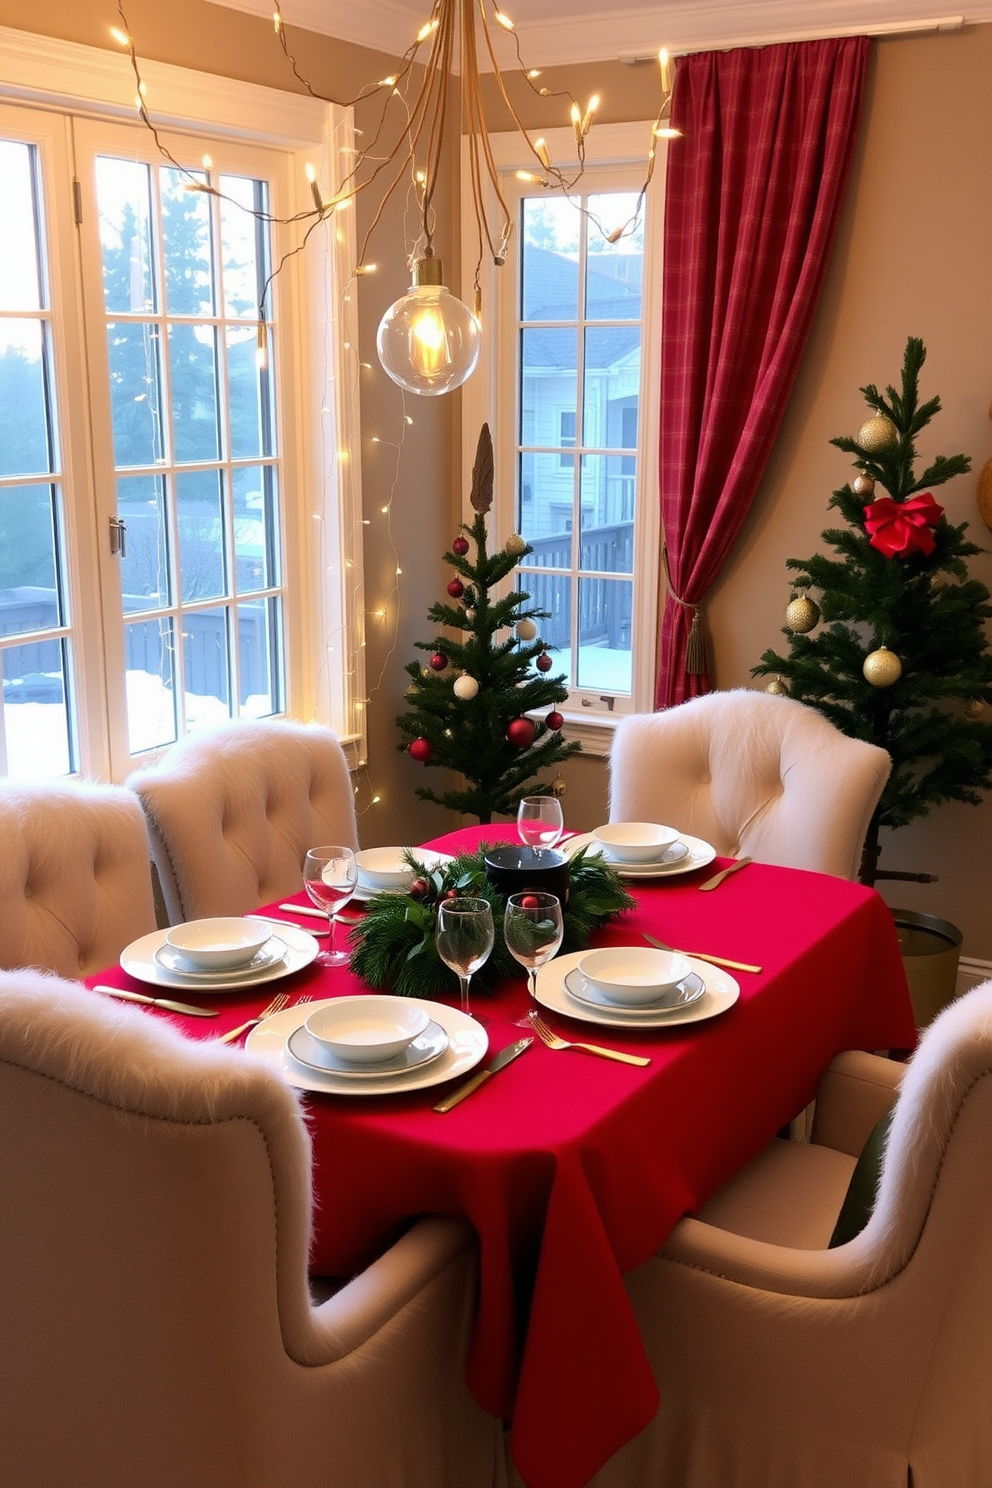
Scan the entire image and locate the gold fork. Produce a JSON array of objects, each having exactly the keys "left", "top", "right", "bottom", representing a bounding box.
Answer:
[
  {"left": 528, "top": 1009, "right": 651, "bottom": 1067},
  {"left": 217, "top": 991, "right": 290, "bottom": 1044}
]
